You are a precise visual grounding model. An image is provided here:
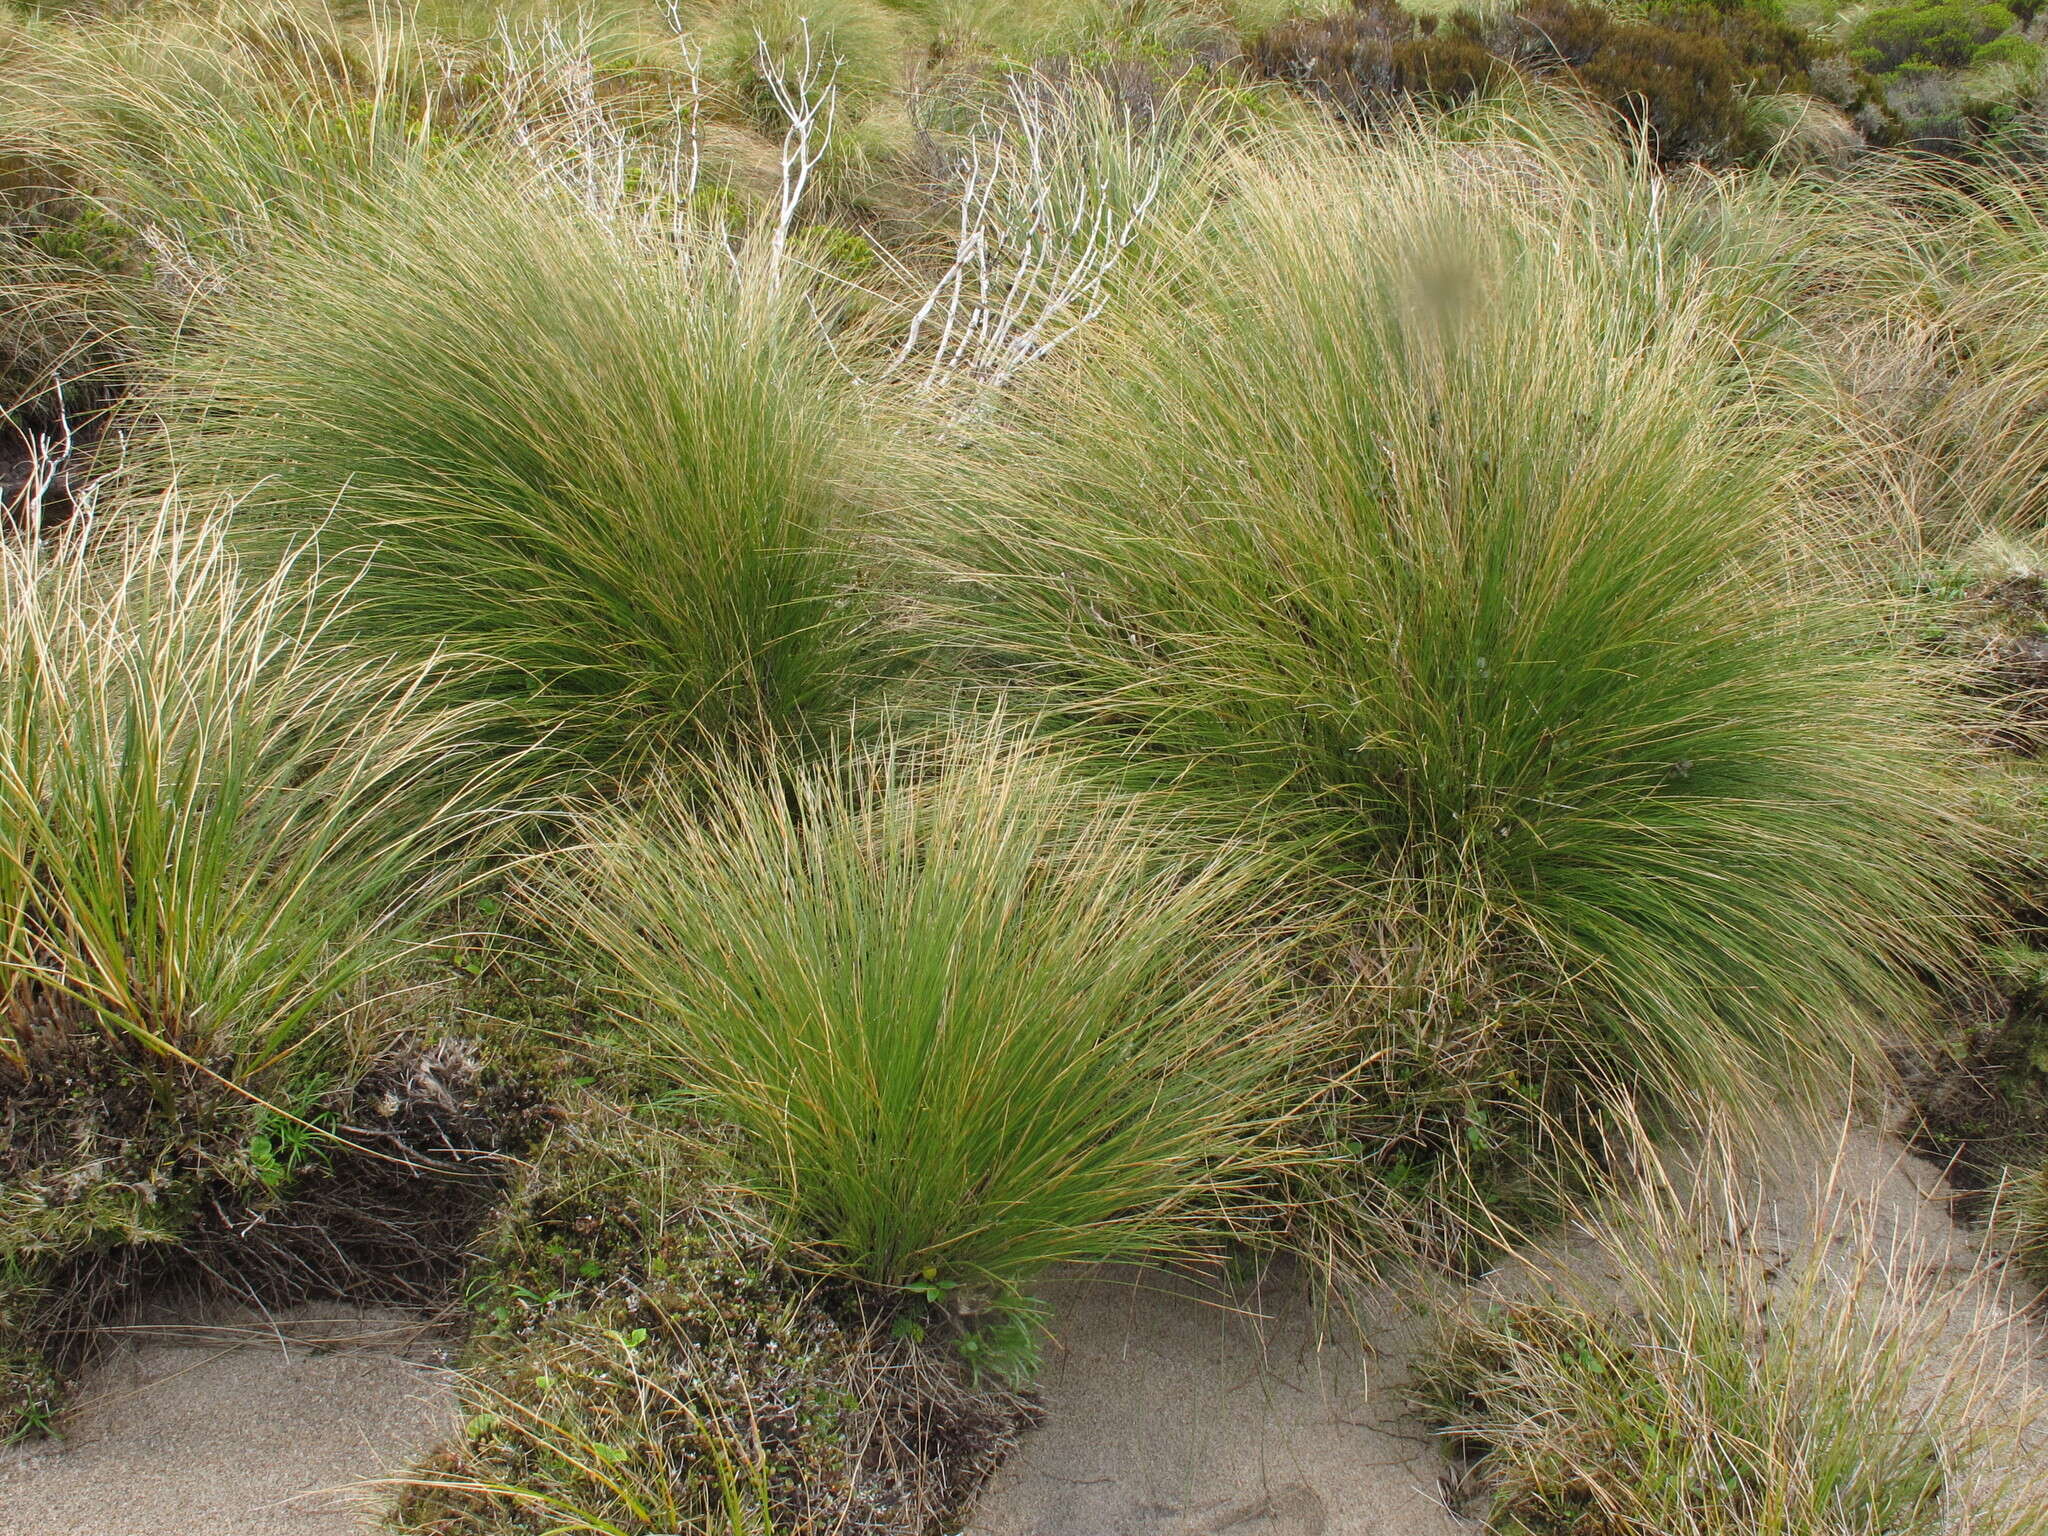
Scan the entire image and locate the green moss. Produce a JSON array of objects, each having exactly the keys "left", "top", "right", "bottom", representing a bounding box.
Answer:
[
  {"left": 794, "top": 222, "right": 879, "bottom": 274},
  {"left": 26, "top": 205, "right": 137, "bottom": 275}
]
